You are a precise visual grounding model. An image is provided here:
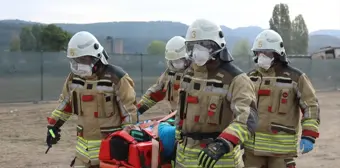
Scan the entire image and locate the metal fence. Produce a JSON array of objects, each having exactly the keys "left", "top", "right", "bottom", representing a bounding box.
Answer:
[{"left": 0, "top": 51, "right": 339, "bottom": 103}]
